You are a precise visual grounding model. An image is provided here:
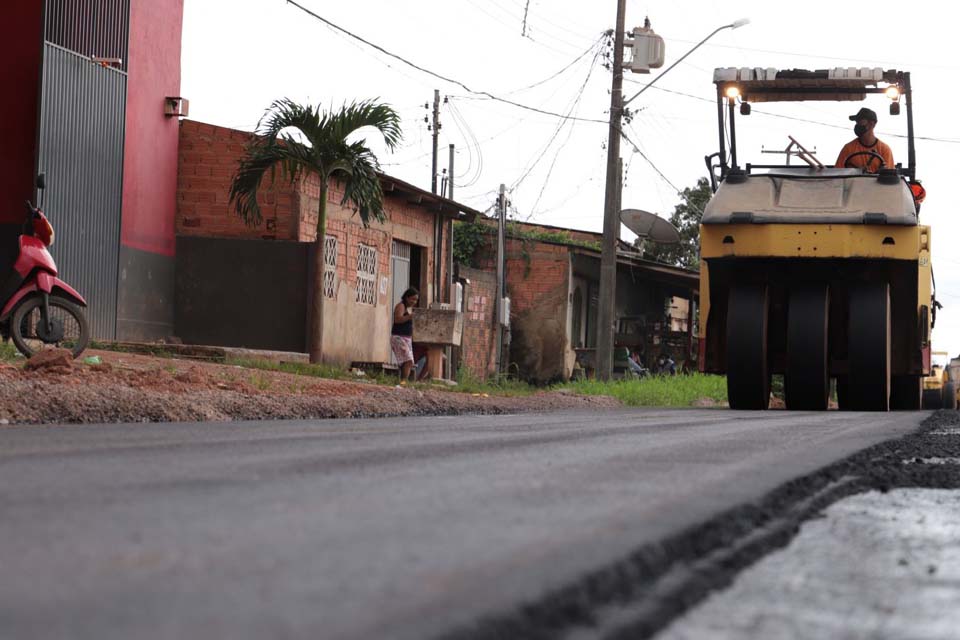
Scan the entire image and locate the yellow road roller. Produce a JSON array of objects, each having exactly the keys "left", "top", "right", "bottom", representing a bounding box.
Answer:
[
  {"left": 922, "top": 352, "right": 958, "bottom": 410},
  {"left": 698, "top": 68, "right": 935, "bottom": 411}
]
